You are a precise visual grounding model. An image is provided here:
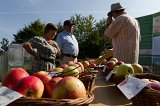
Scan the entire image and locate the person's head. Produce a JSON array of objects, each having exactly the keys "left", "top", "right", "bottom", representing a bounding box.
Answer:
[
  {"left": 44, "top": 23, "right": 58, "bottom": 40},
  {"left": 108, "top": 2, "right": 125, "bottom": 18},
  {"left": 63, "top": 20, "right": 75, "bottom": 32}
]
